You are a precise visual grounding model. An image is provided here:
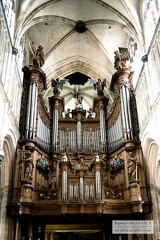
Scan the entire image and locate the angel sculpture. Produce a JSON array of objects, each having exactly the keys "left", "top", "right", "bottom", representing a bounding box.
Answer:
[
  {"left": 28, "top": 40, "right": 44, "bottom": 68},
  {"left": 52, "top": 78, "right": 63, "bottom": 96},
  {"left": 114, "top": 48, "right": 130, "bottom": 70},
  {"left": 94, "top": 78, "right": 106, "bottom": 96}
]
